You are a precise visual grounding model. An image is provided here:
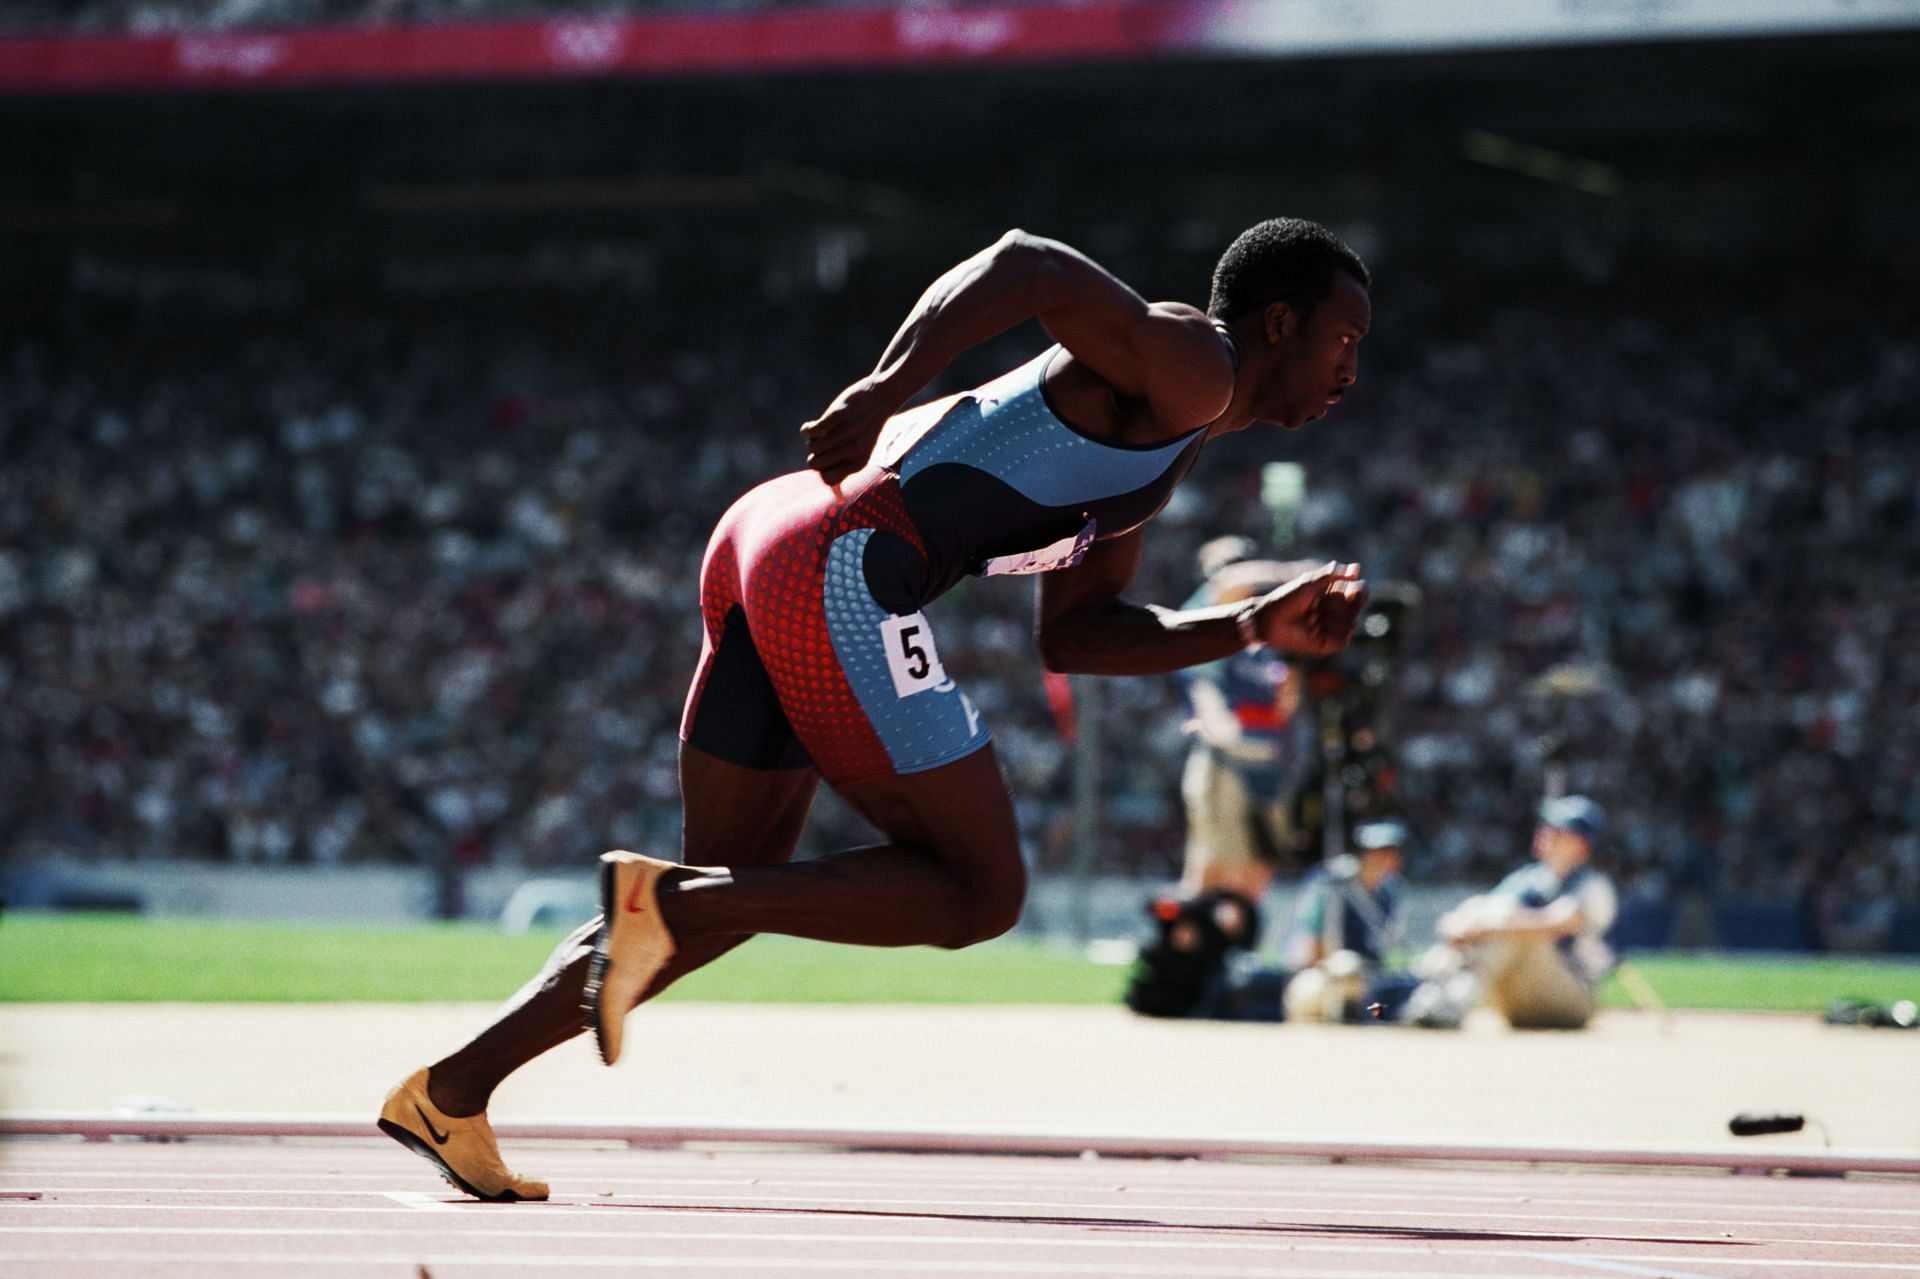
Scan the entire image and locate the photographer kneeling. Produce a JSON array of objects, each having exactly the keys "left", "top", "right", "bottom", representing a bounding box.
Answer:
[{"left": 1279, "top": 820, "right": 1415, "bottom": 1023}]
